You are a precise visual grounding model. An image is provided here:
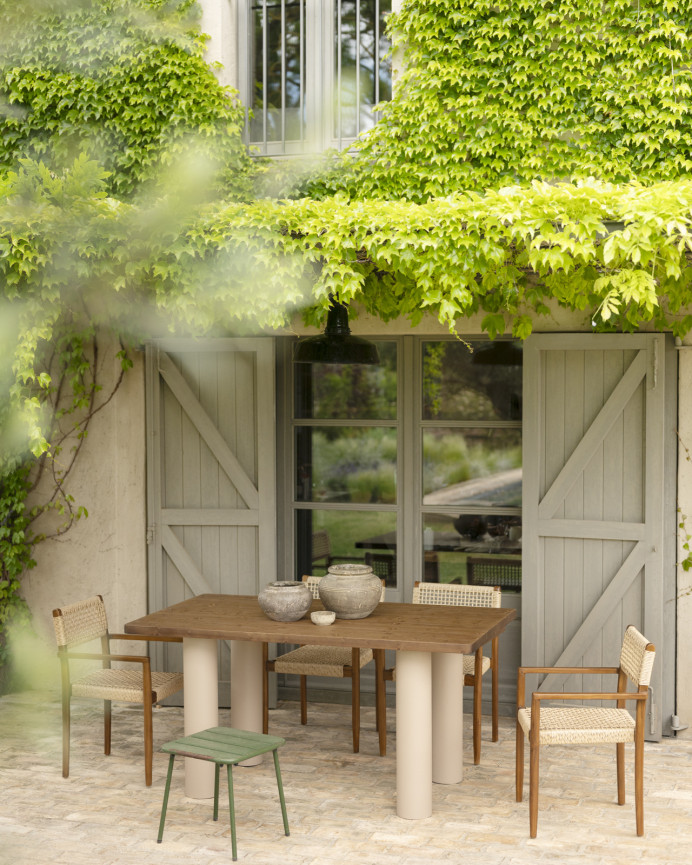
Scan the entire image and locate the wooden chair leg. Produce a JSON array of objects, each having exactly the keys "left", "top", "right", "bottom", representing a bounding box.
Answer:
[
  {"left": 529, "top": 736, "right": 540, "bottom": 838},
  {"left": 473, "top": 648, "right": 483, "bottom": 764},
  {"left": 61, "top": 689, "right": 71, "bottom": 779},
  {"left": 351, "top": 648, "right": 360, "bottom": 754},
  {"left": 374, "top": 649, "right": 386, "bottom": 757},
  {"left": 515, "top": 721, "right": 524, "bottom": 802},
  {"left": 104, "top": 699, "right": 112, "bottom": 756},
  {"left": 616, "top": 742, "right": 626, "bottom": 805},
  {"left": 299, "top": 676, "right": 308, "bottom": 725},
  {"left": 634, "top": 725, "right": 645, "bottom": 835},
  {"left": 491, "top": 637, "right": 499, "bottom": 742}
]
